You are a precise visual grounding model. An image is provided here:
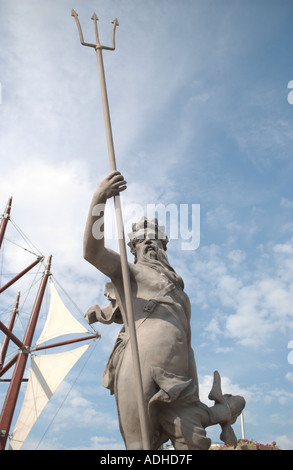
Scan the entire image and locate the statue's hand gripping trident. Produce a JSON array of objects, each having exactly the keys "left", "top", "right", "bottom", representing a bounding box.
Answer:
[{"left": 71, "top": 10, "right": 151, "bottom": 450}]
